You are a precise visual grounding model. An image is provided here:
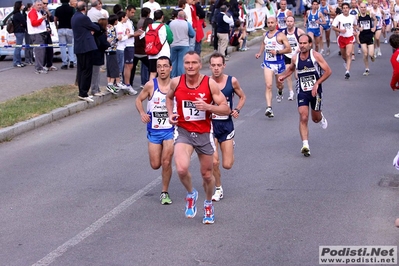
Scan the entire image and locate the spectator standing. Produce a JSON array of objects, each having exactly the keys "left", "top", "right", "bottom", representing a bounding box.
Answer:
[
  {"left": 143, "top": 0, "right": 161, "bottom": 19},
  {"left": 195, "top": 0, "right": 206, "bottom": 55},
  {"left": 116, "top": 12, "right": 127, "bottom": 79},
  {"left": 187, "top": 0, "right": 198, "bottom": 51},
  {"left": 217, "top": 5, "right": 234, "bottom": 59},
  {"left": 91, "top": 18, "right": 110, "bottom": 96},
  {"left": 23, "top": 3, "right": 34, "bottom": 65},
  {"left": 105, "top": 14, "right": 121, "bottom": 94},
  {"left": 27, "top": 0, "right": 48, "bottom": 74},
  {"left": 42, "top": 0, "right": 57, "bottom": 71},
  {"left": 146, "top": 10, "right": 173, "bottom": 80},
  {"left": 12, "top": 1, "right": 26, "bottom": 68},
  {"left": 71, "top": 1, "right": 100, "bottom": 102},
  {"left": 120, "top": 5, "right": 143, "bottom": 95},
  {"left": 55, "top": 0, "right": 76, "bottom": 70},
  {"left": 87, "top": 0, "right": 105, "bottom": 23},
  {"left": 132, "top": 8, "right": 152, "bottom": 89},
  {"left": 70, "top": 0, "right": 78, "bottom": 8},
  {"left": 169, "top": 10, "right": 195, "bottom": 77},
  {"left": 112, "top": 4, "right": 122, "bottom": 15},
  {"left": 210, "top": 0, "right": 224, "bottom": 51},
  {"left": 99, "top": 0, "right": 109, "bottom": 18}
]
